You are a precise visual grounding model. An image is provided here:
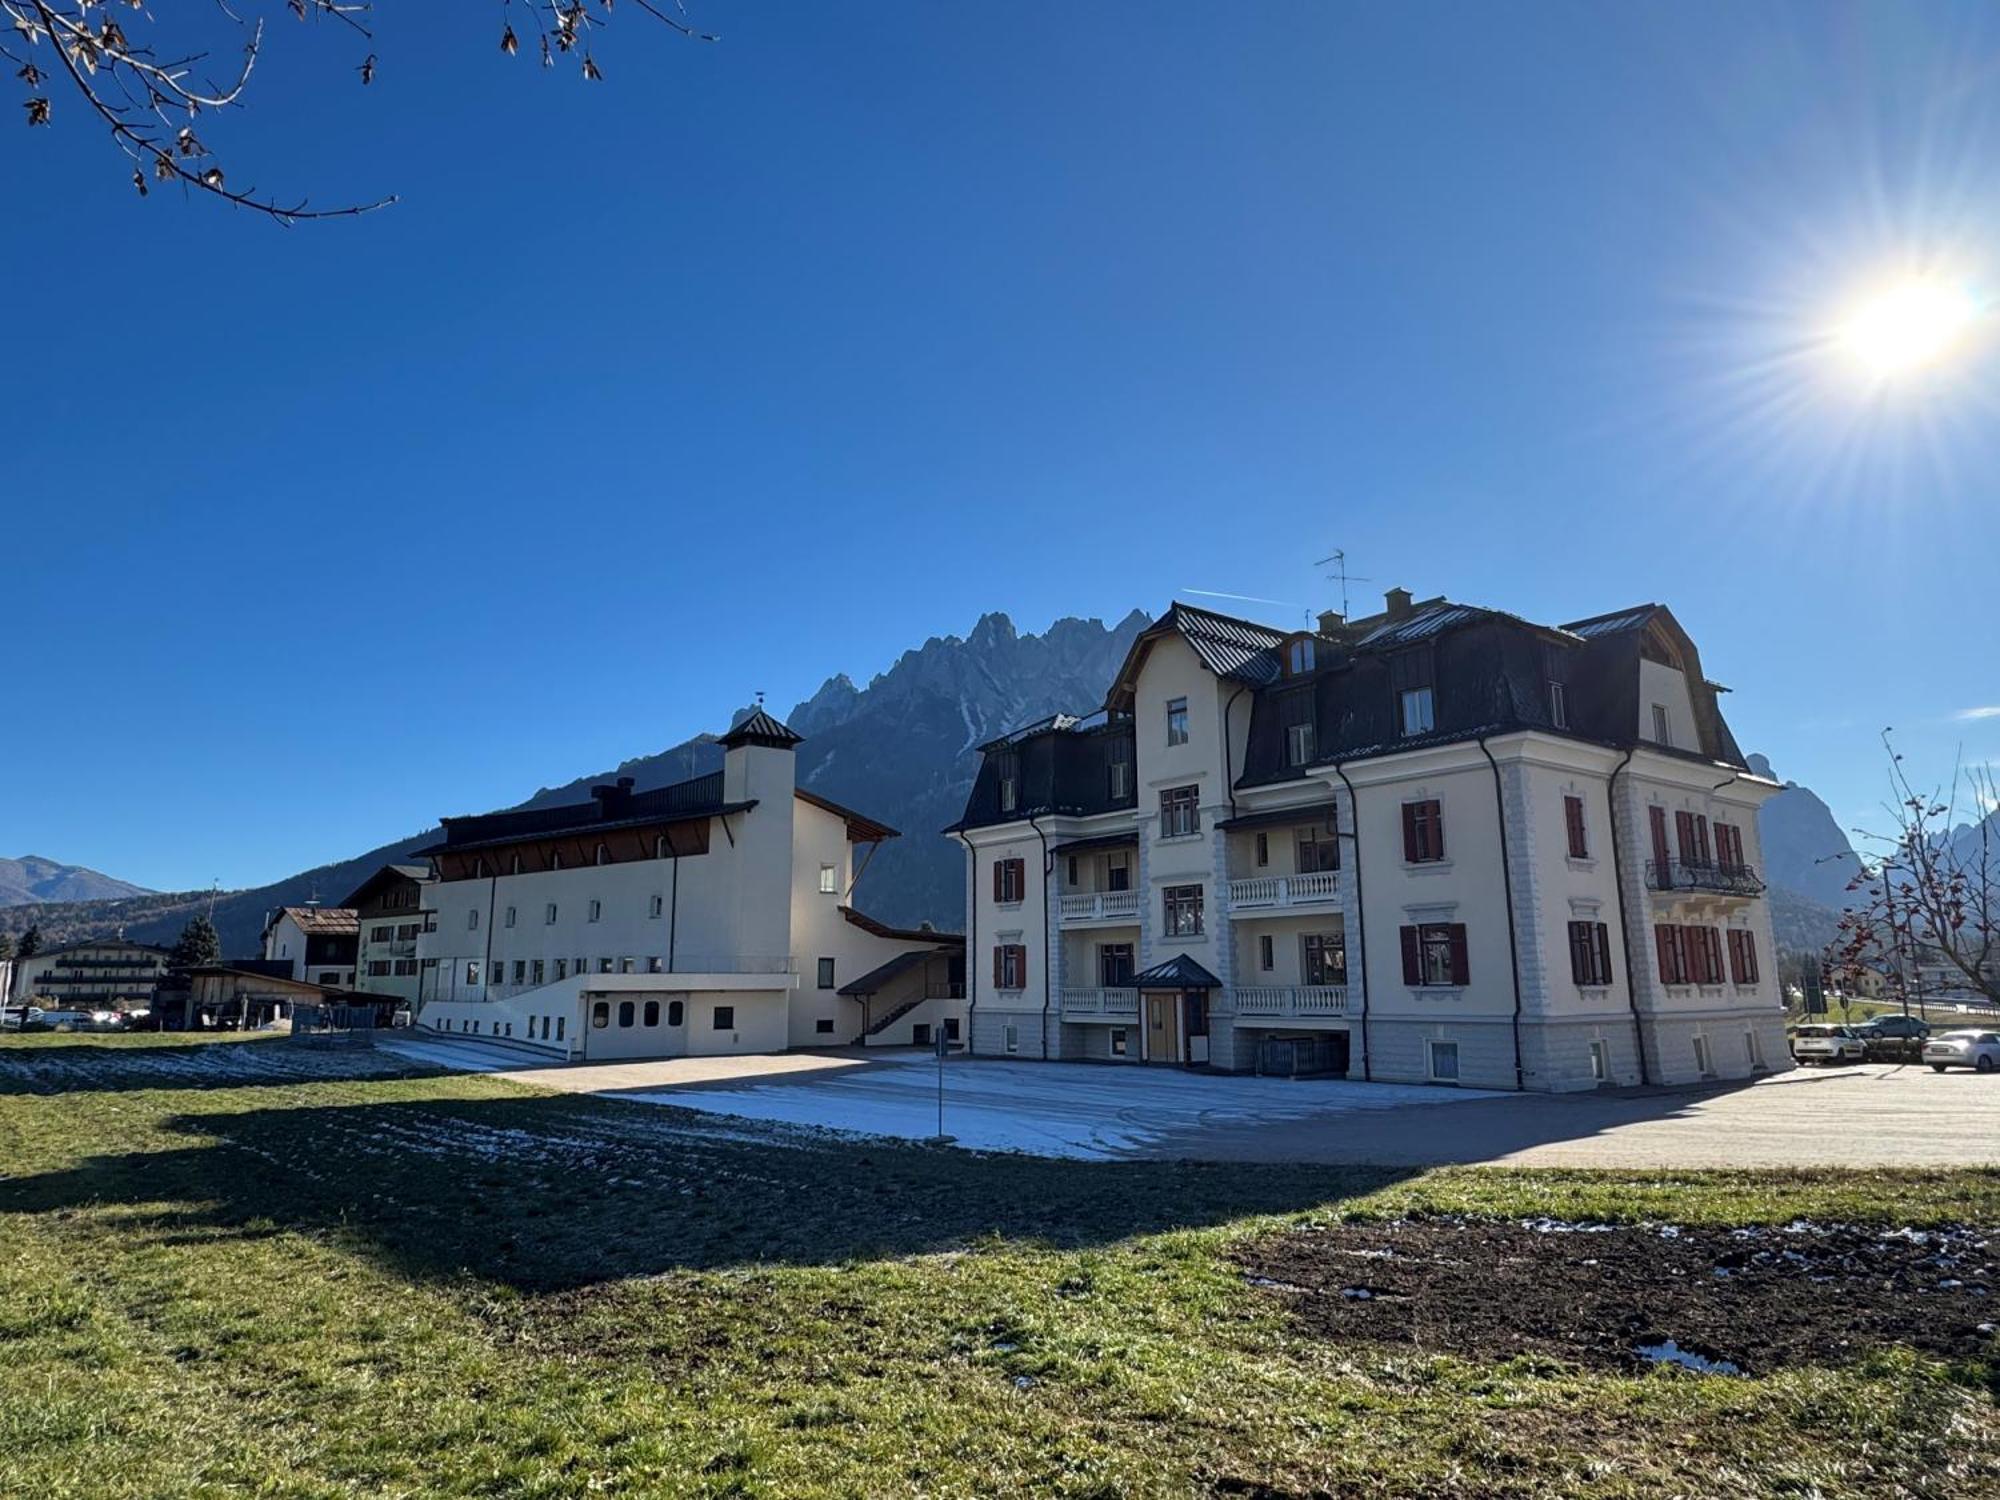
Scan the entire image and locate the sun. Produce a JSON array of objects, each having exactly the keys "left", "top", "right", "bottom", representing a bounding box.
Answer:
[{"left": 1835, "top": 277, "right": 1981, "bottom": 381}]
